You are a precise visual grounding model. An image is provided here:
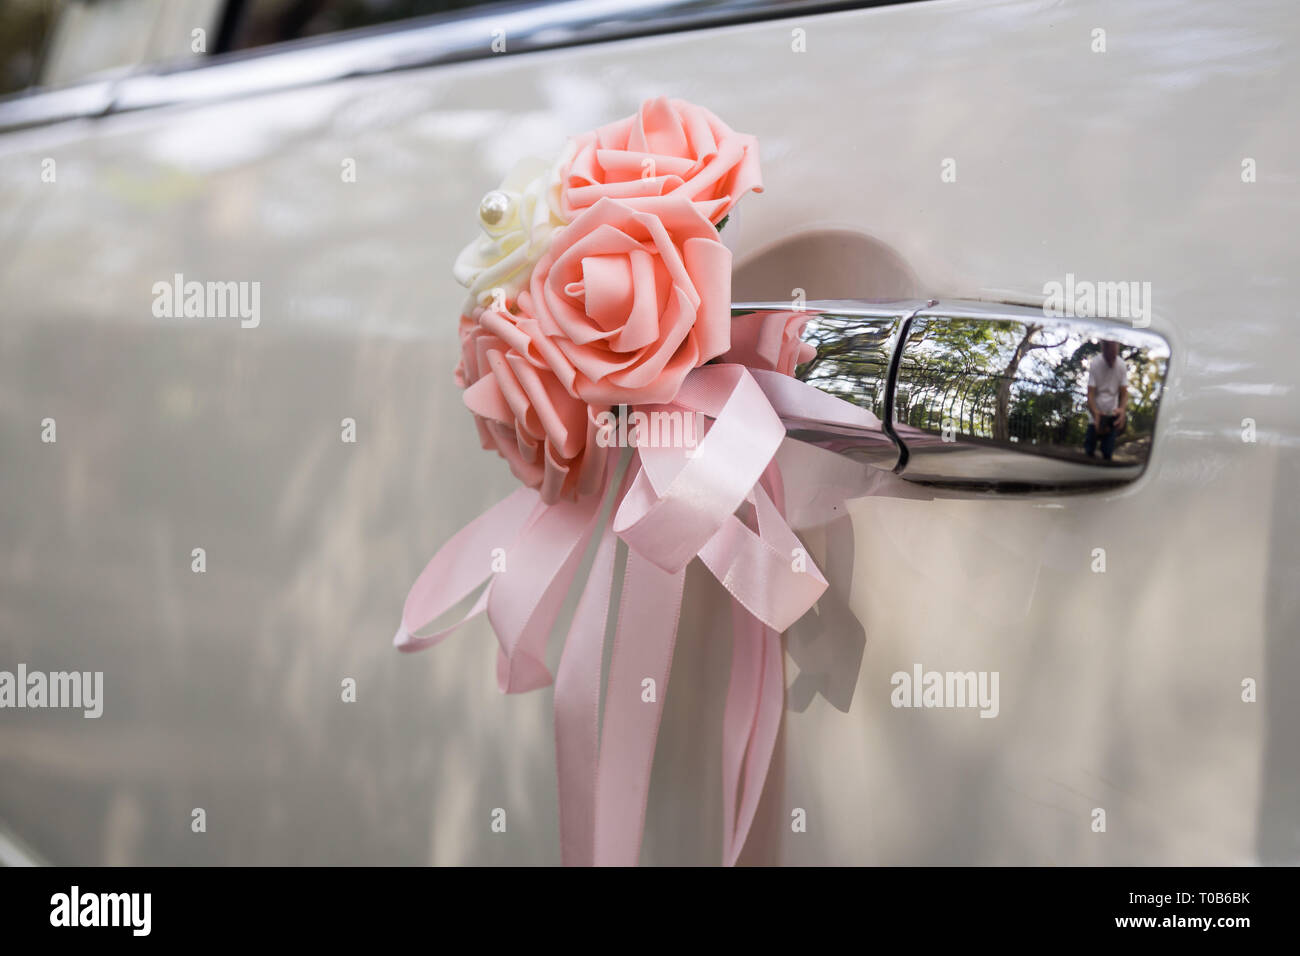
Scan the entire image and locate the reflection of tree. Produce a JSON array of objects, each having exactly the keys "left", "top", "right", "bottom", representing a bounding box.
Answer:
[
  {"left": 796, "top": 318, "right": 897, "bottom": 414},
  {"left": 775, "top": 311, "right": 1165, "bottom": 464},
  {"left": 992, "top": 324, "right": 1067, "bottom": 441},
  {"left": 895, "top": 318, "right": 1165, "bottom": 461},
  {"left": 896, "top": 320, "right": 1020, "bottom": 435}
]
